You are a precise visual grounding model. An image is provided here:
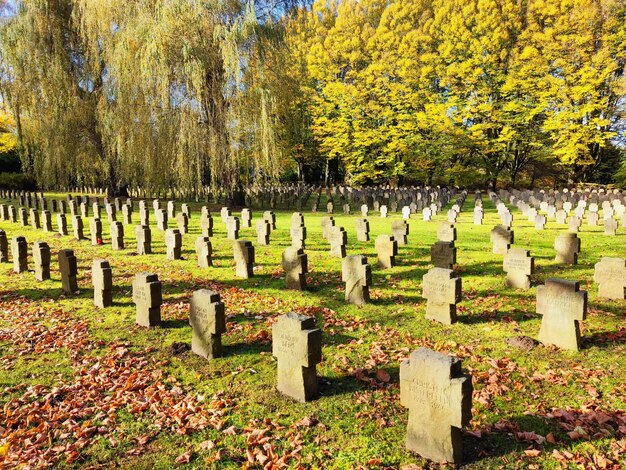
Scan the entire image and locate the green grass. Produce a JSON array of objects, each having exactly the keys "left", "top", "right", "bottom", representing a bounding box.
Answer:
[{"left": 0, "top": 193, "right": 625, "bottom": 468}]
